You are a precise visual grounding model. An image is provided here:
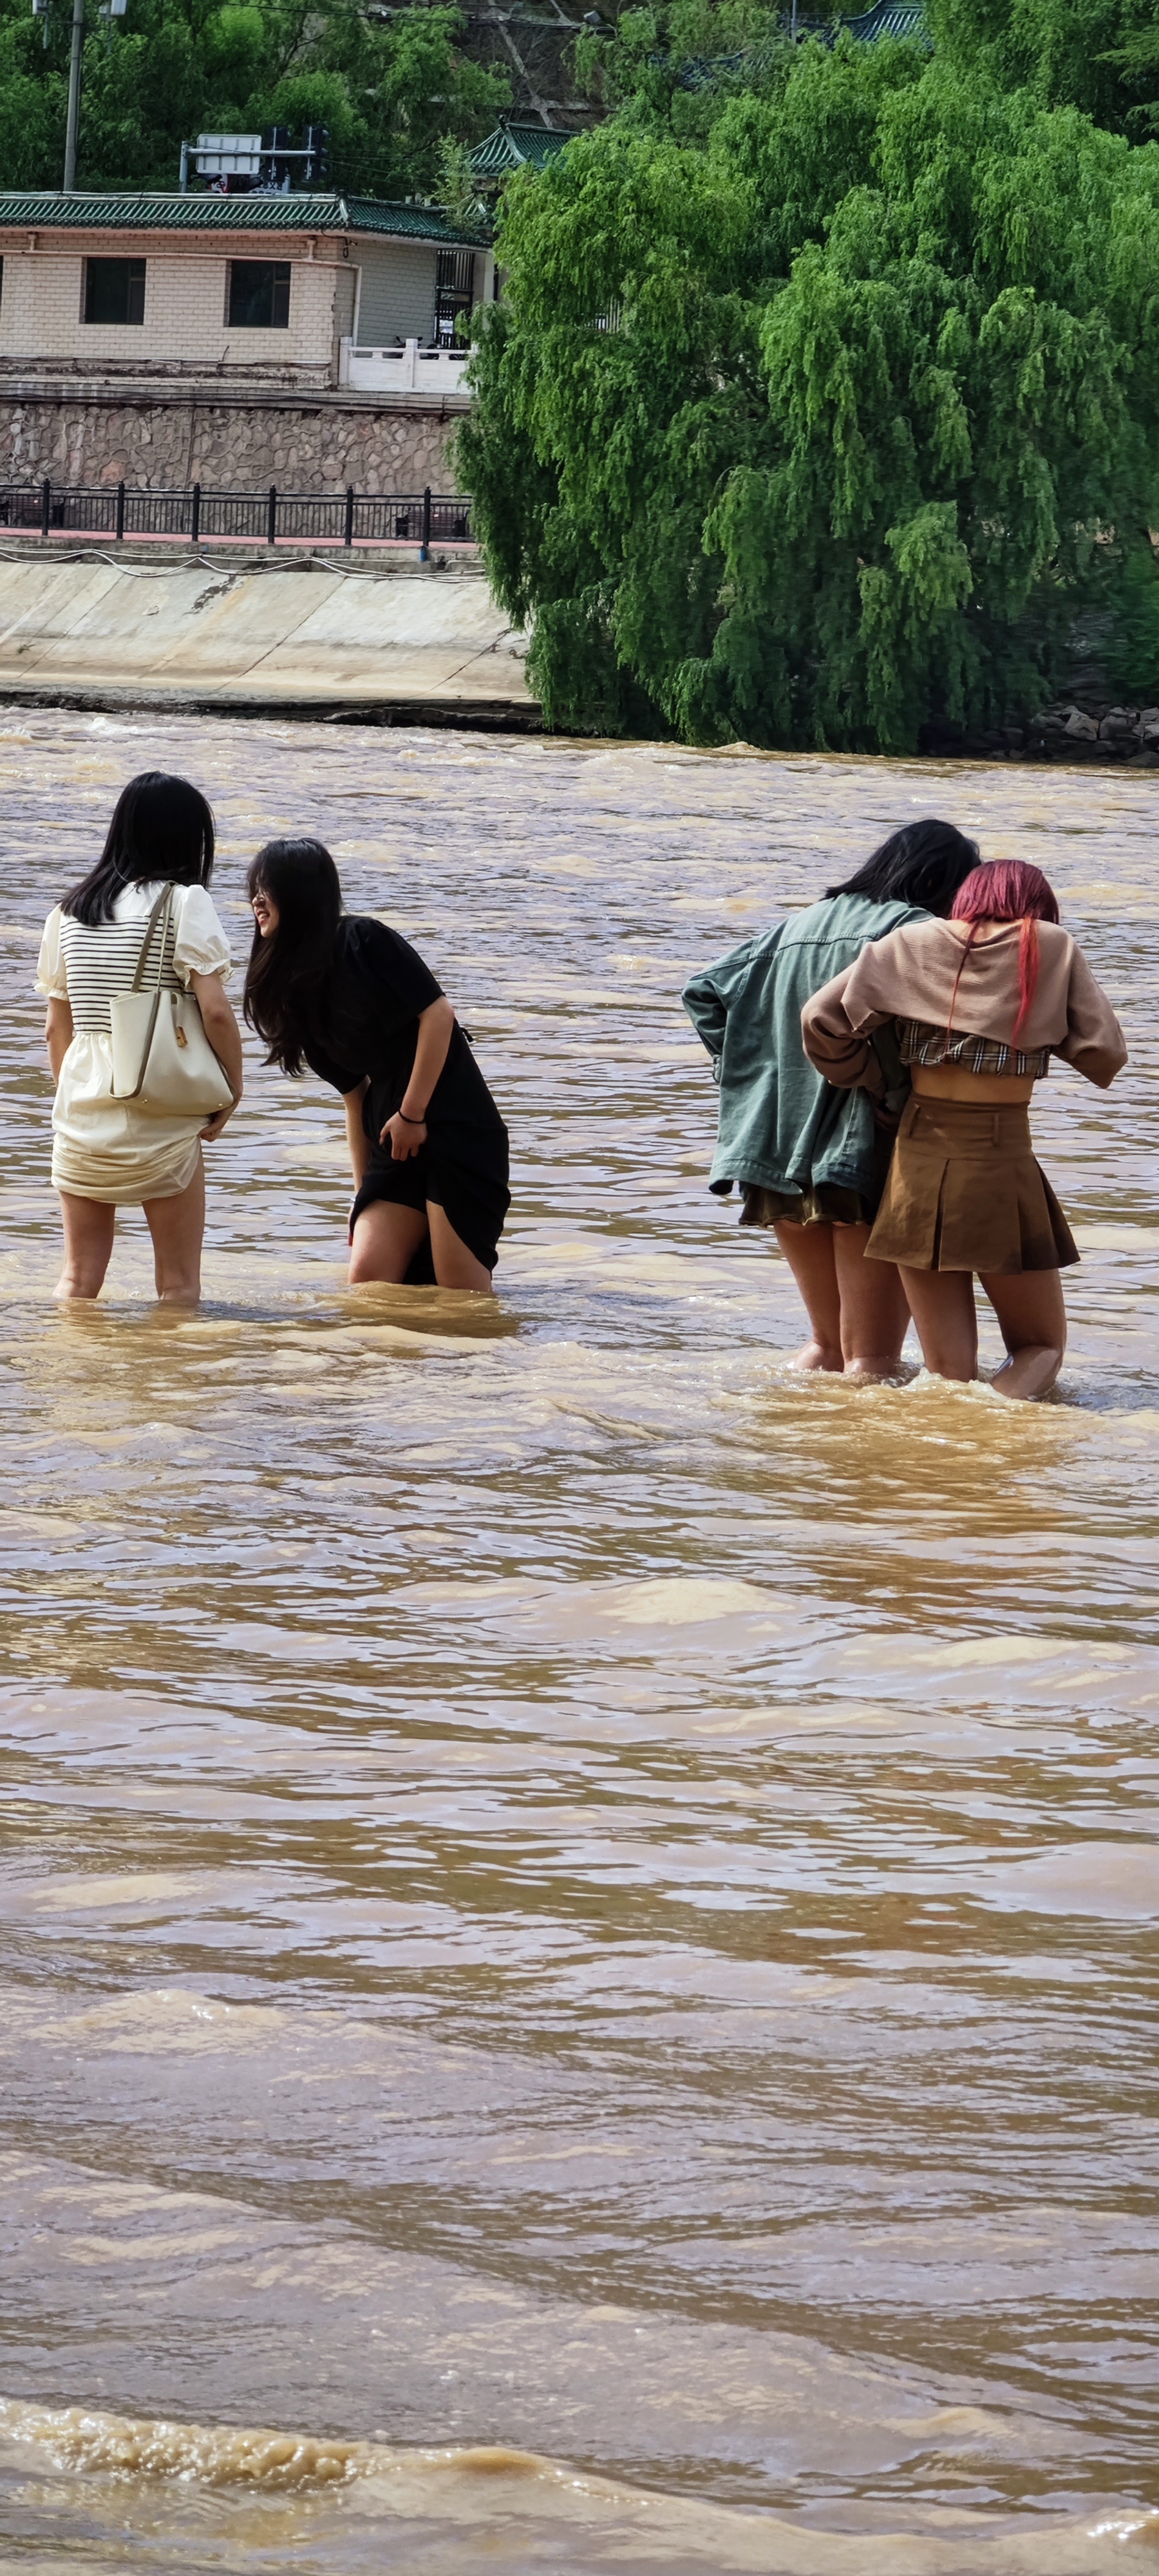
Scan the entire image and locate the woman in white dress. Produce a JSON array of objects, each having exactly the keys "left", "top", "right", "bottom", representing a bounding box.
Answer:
[{"left": 36, "top": 771, "right": 243, "bottom": 1303}]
